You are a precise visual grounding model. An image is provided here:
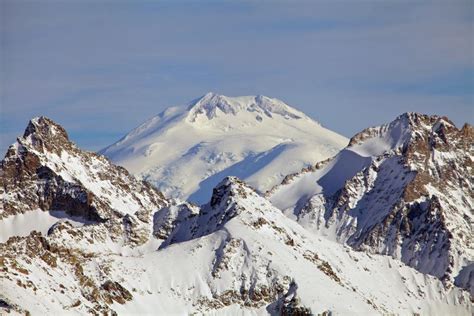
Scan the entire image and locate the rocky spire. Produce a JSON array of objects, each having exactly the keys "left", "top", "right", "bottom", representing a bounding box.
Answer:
[{"left": 13, "top": 116, "right": 74, "bottom": 156}]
